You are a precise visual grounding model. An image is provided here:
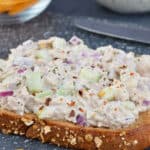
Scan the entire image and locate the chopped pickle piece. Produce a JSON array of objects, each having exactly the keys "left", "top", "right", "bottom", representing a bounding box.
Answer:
[
  {"left": 79, "top": 68, "right": 101, "bottom": 83},
  {"left": 123, "top": 101, "right": 136, "bottom": 110},
  {"left": 56, "top": 88, "right": 71, "bottom": 96},
  {"left": 56, "top": 81, "right": 75, "bottom": 96},
  {"left": 26, "top": 72, "right": 43, "bottom": 93},
  {"left": 35, "top": 50, "right": 50, "bottom": 61},
  {"left": 36, "top": 90, "right": 52, "bottom": 99}
]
